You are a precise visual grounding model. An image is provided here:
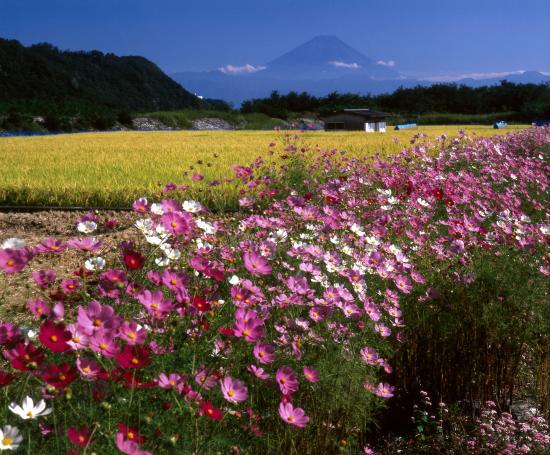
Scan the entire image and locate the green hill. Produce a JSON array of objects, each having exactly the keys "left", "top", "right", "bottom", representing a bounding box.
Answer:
[{"left": 0, "top": 38, "right": 201, "bottom": 114}]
